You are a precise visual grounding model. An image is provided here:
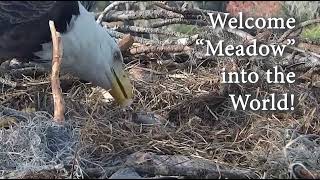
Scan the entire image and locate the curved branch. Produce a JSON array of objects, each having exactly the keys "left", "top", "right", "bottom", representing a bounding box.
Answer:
[{"left": 96, "top": 1, "right": 137, "bottom": 24}]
